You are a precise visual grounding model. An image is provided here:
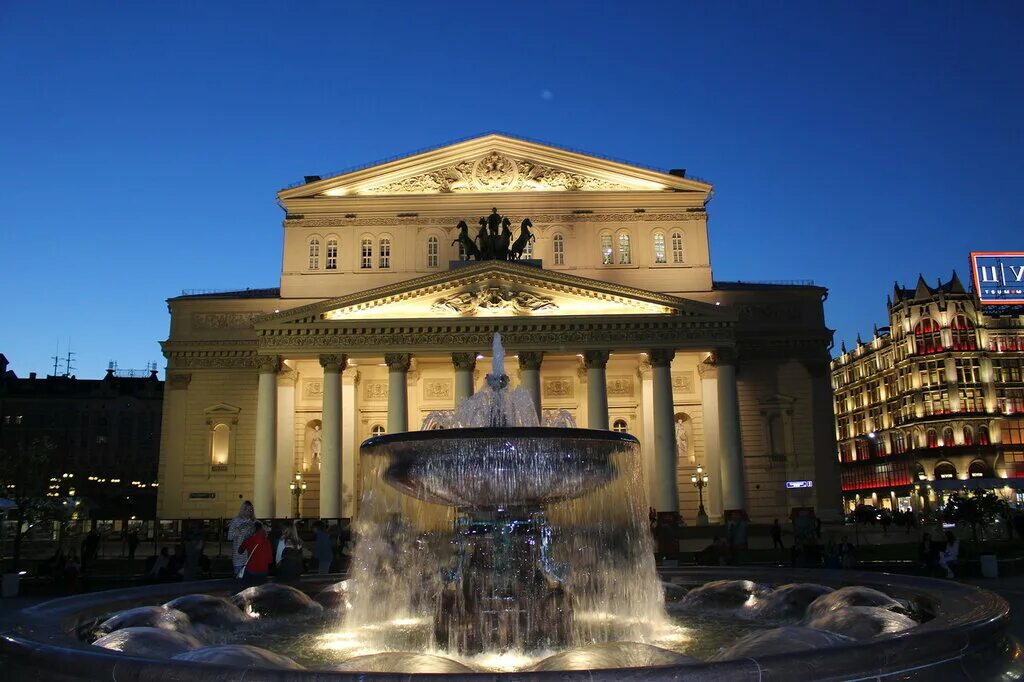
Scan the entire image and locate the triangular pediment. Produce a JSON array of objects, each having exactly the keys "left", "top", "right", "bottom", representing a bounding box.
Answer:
[
  {"left": 258, "top": 262, "right": 729, "bottom": 327},
  {"left": 279, "top": 133, "right": 710, "bottom": 199}
]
